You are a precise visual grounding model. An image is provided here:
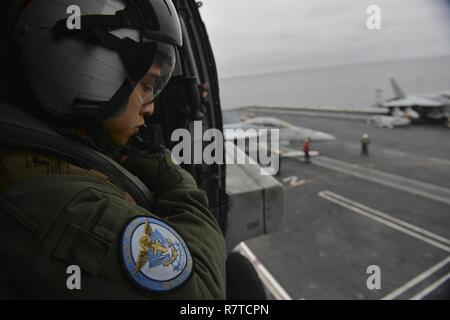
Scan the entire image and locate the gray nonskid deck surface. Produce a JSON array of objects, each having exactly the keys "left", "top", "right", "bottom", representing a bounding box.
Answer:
[{"left": 236, "top": 108, "right": 450, "bottom": 300}]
